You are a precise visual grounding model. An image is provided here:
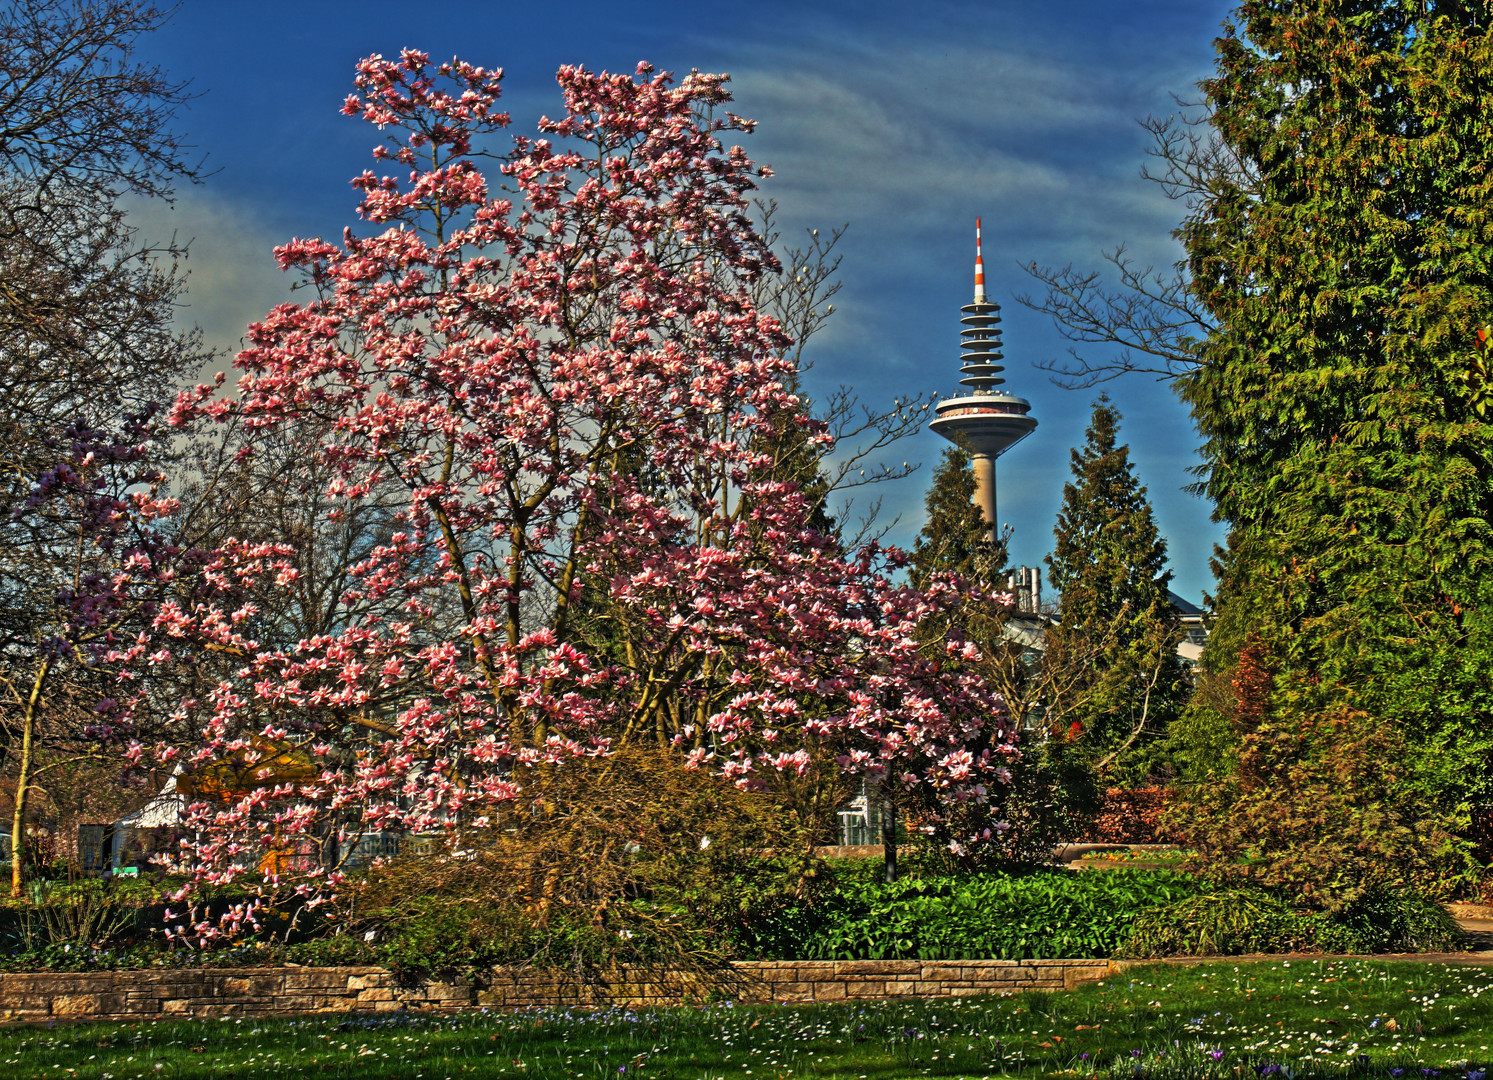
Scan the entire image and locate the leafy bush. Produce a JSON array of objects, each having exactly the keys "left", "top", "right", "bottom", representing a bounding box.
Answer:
[
  {"left": 1119, "top": 887, "right": 1465, "bottom": 958},
  {"left": 967, "top": 736, "right": 1101, "bottom": 869},
  {"left": 1166, "top": 642, "right": 1462, "bottom": 908},
  {"left": 339, "top": 747, "right": 823, "bottom": 985},
  {"left": 739, "top": 867, "right": 1207, "bottom": 961},
  {"left": 1119, "top": 889, "right": 1308, "bottom": 957},
  {"left": 1330, "top": 888, "right": 1465, "bottom": 953},
  {"left": 0, "top": 879, "right": 162, "bottom": 957},
  {"left": 1084, "top": 787, "right": 1171, "bottom": 844}
]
